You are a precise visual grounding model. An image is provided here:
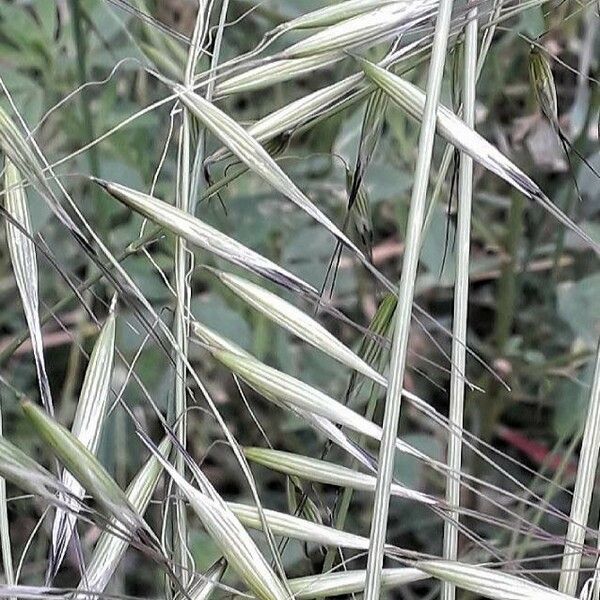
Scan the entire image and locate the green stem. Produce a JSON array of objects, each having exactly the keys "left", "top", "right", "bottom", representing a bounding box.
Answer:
[
  {"left": 494, "top": 193, "right": 523, "bottom": 353},
  {"left": 169, "top": 4, "right": 205, "bottom": 585},
  {"left": 559, "top": 341, "right": 600, "bottom": 594},
  {"left": 442, "top": 5, "right": 478, "bottom": 599},
  {"left": 363, "top": 3, "right": 455, "bottom": 599},
  {"left": 0, "top": 397, "right": 14, "bottom": 600},
  {"left": 69, "top": 0, "right": 107, "bottom": 230}
]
